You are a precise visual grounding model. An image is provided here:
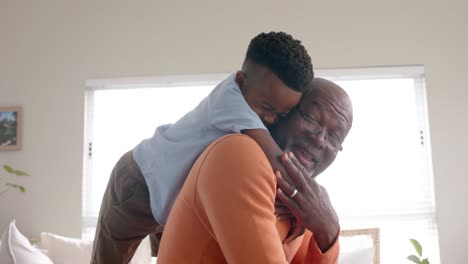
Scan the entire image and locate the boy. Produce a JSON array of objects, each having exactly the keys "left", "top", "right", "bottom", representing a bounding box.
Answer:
[{"left": 92, "top": 31, "right": 313, "bottom": 263}]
